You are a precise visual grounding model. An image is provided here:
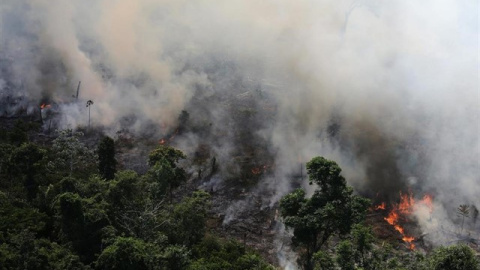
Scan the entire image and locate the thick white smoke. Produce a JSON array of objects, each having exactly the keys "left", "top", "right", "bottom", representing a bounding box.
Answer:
[{"left": 1, "top": 0, "right": 478, "bottom": 266}]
